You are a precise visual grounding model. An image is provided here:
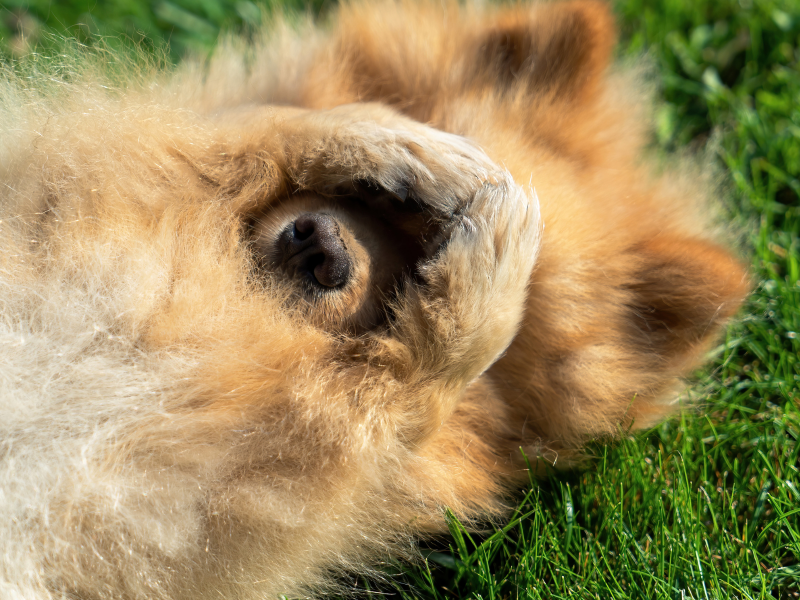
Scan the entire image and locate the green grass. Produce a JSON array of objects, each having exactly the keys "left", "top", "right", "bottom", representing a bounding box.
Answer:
[
  {"left": 390, "top": 2, "right": 800, "bottom": 597},
  {"left": 0, "top": 0, "right": 329, "bottom": 59},
  {"left": 387, "top": 1, "right": 800, "bottom": 597},
  {"left": 2, "top": 0, "right": 798, "bottom": 597}
]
